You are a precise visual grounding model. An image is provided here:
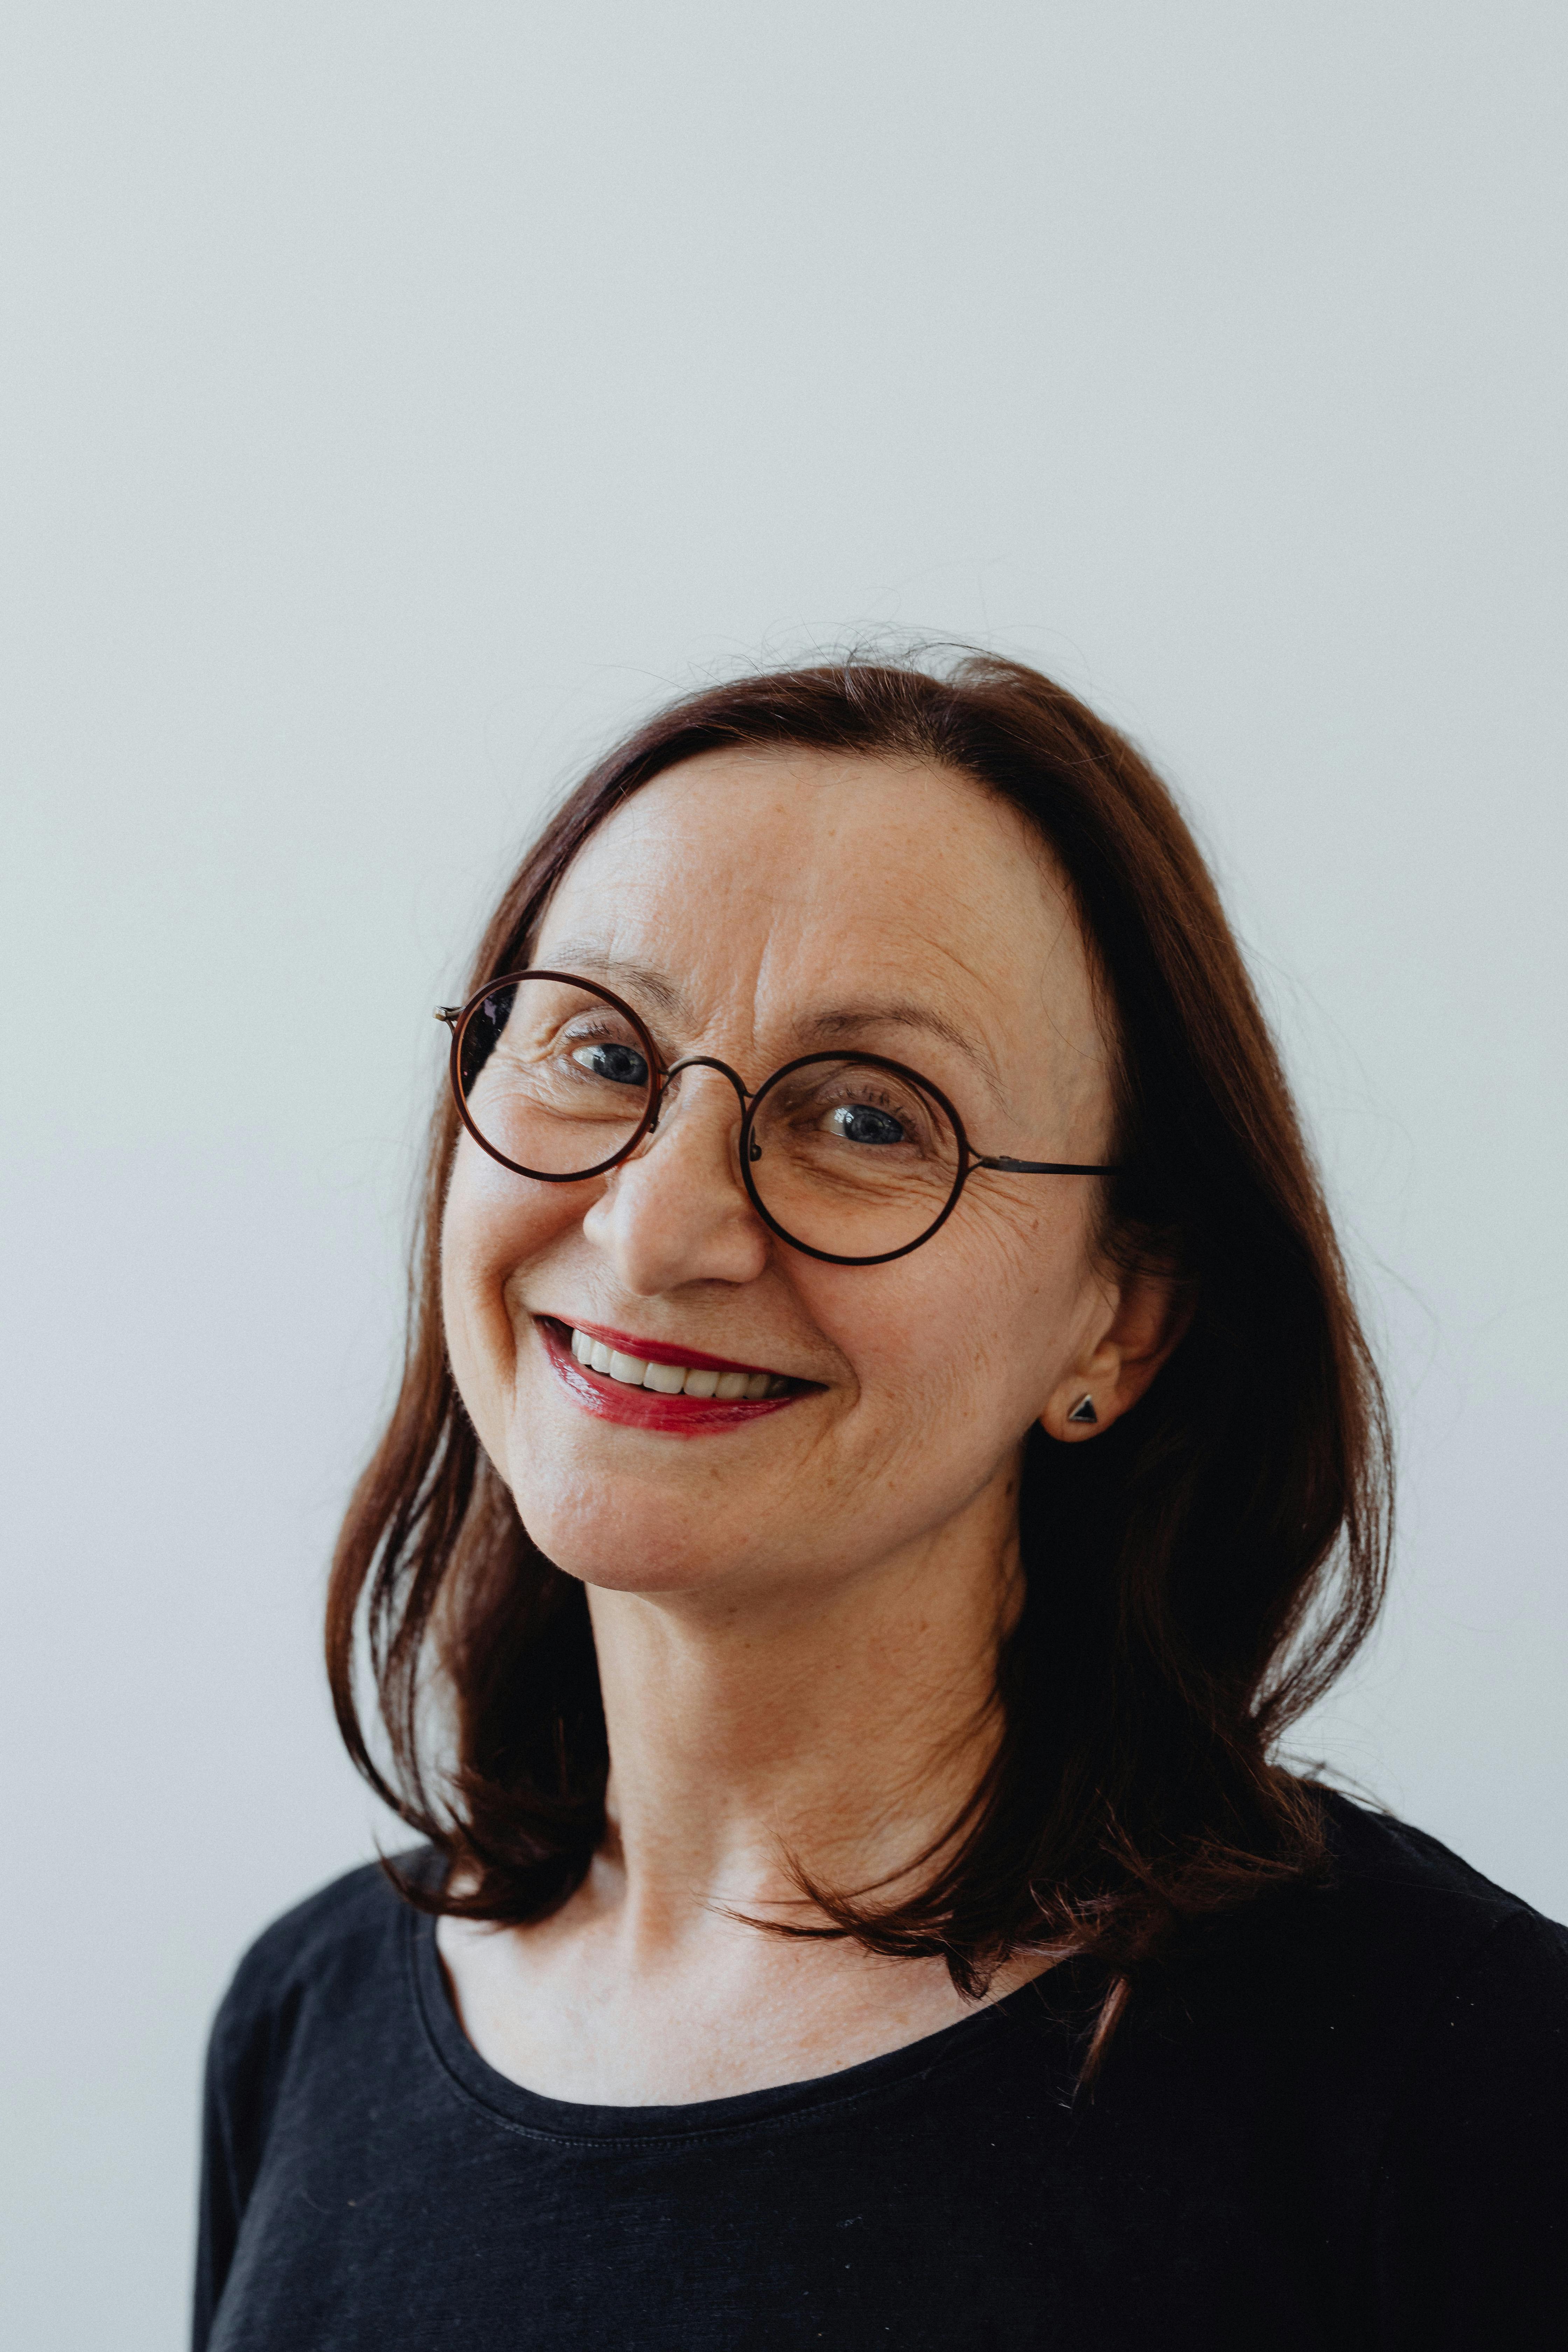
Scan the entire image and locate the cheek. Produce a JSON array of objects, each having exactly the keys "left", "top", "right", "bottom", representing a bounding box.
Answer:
[
  {"left": 803, "top": 1190, "right": 1095, "bottom": 1444},
  {"left": 440, "top": 1144, "right": 586, "bottom": 1438}
]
